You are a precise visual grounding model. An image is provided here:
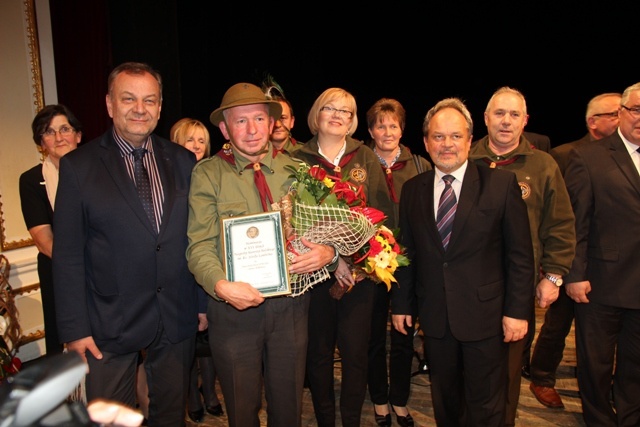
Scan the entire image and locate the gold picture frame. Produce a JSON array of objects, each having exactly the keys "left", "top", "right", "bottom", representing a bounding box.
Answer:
[{"left": 0, "top": 0, "right": 44, "bottom": 251}]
